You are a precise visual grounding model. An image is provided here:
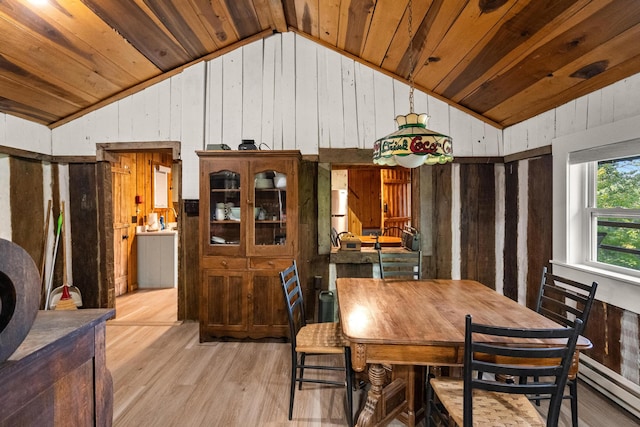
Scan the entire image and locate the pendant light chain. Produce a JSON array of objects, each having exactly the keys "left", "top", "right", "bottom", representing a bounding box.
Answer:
[
  {"left": 408, "top": 0, "right": 415, "bottom": 114},
  {"left": 372, "top": 0, "right": 453, "bottom": 168}
]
